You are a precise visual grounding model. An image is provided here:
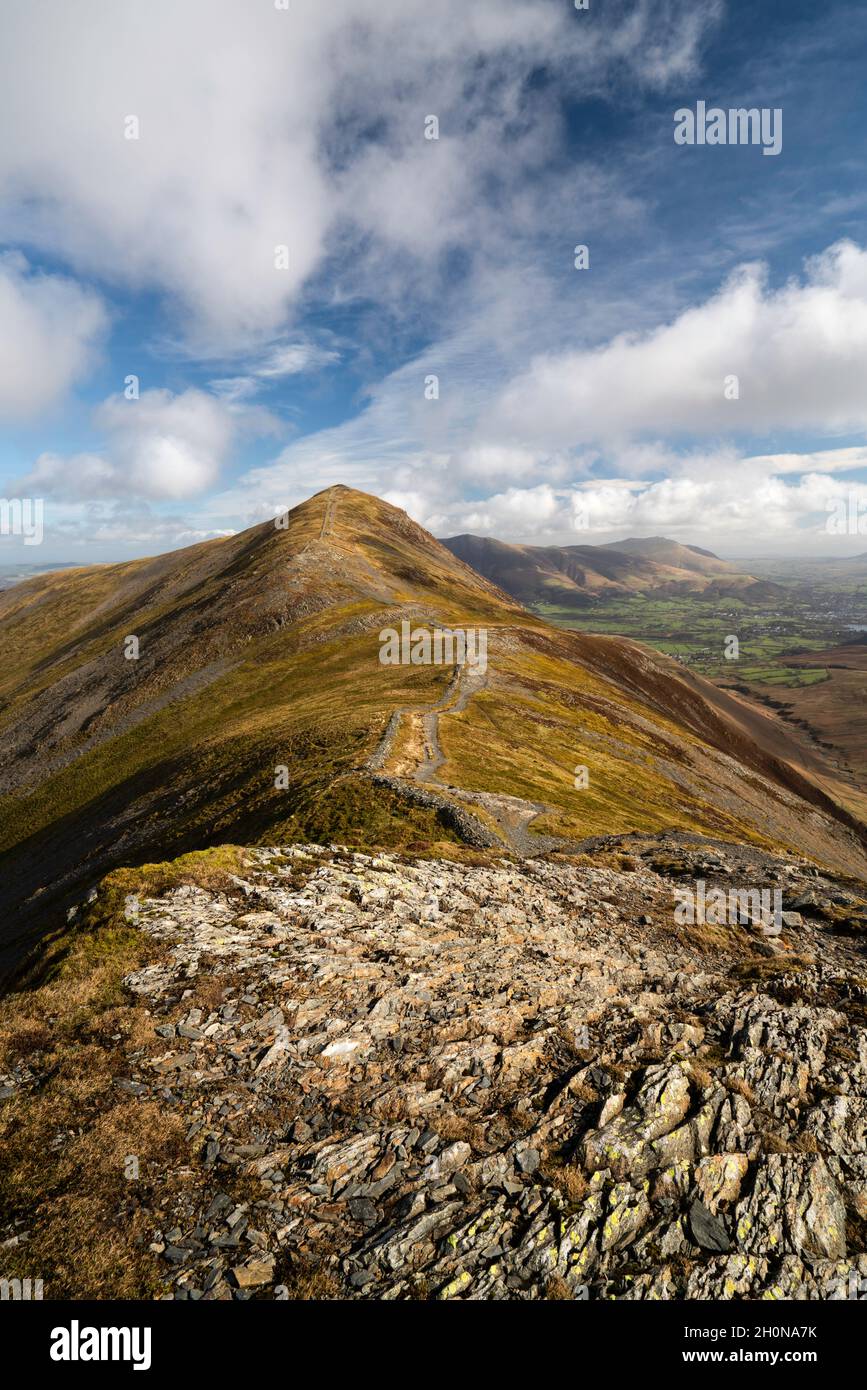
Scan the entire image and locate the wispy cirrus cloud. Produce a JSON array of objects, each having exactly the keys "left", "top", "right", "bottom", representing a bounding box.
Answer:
[
  {"left": 0, "top": 0, "right": 720, "bottom": 351},
  {"left": 209, "top": 339, "right": 342, "bottom": 403}
]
